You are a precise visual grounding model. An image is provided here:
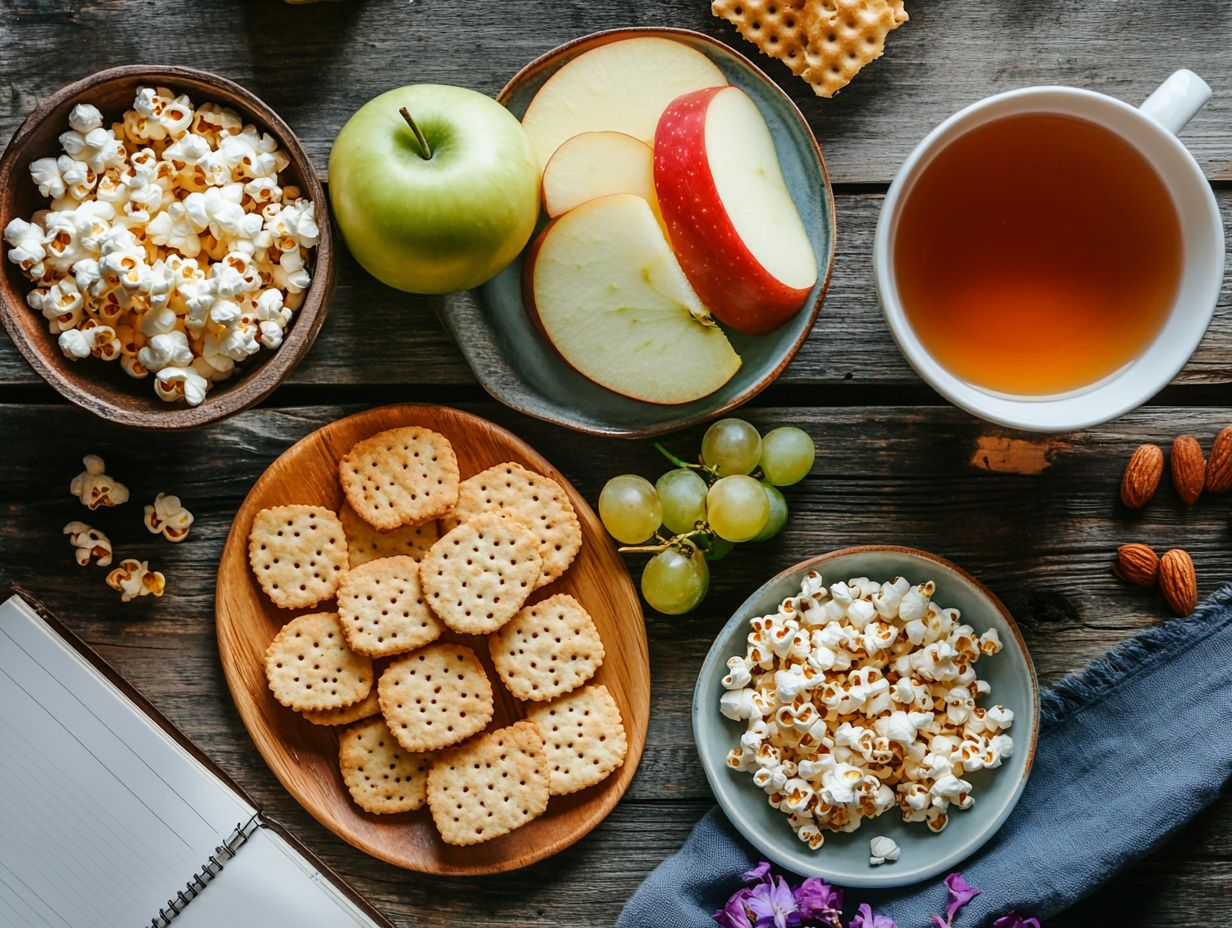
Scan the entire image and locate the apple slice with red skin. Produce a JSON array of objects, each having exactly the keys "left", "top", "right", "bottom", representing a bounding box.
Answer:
[{"left": 654, "top": 85, "right": 818, "bottom": 335}]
